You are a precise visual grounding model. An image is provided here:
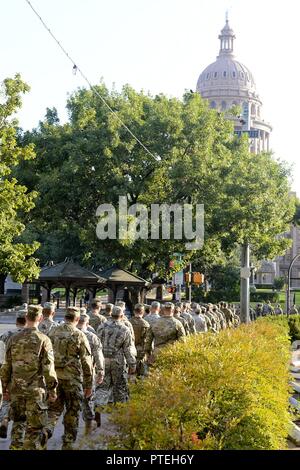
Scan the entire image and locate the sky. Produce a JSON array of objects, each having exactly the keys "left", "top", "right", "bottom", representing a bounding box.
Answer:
[{"left": 2, "top": 0, "right": 300, "bottom": 191}]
